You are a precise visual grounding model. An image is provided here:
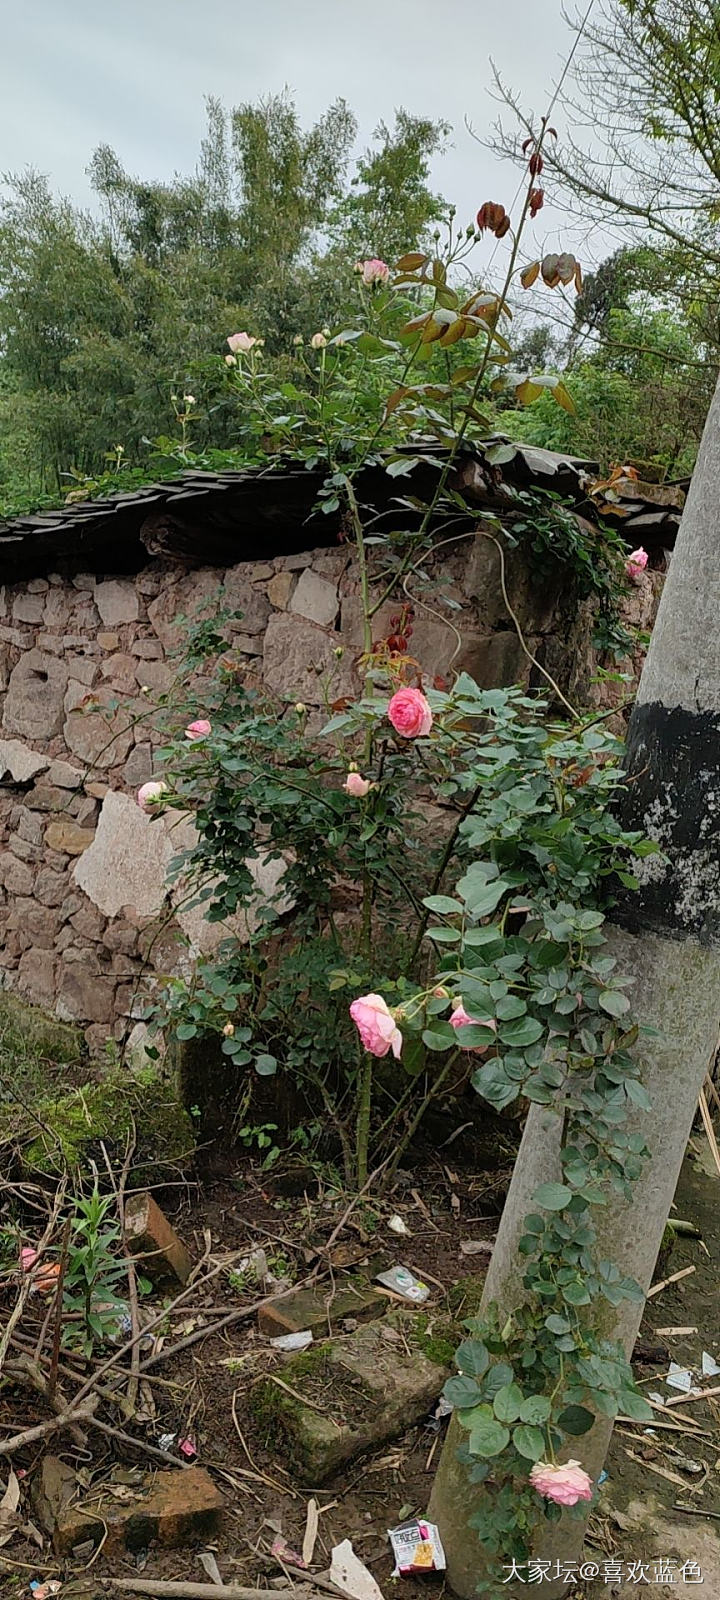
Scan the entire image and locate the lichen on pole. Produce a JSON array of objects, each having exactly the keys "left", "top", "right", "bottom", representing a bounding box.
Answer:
[{"left": 429, "top": 378, "right": 720, "bottom": 1598}]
